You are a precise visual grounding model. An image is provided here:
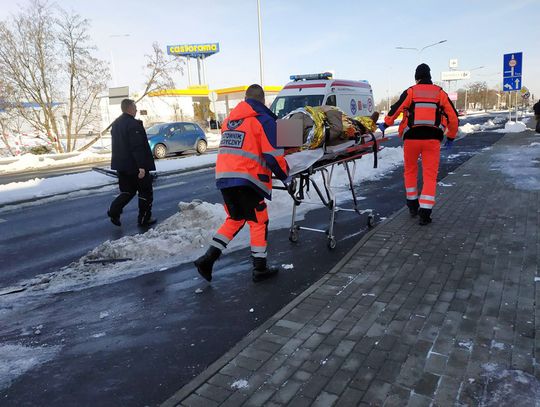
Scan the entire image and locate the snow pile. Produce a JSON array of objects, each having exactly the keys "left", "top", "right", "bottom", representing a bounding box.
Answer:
[
  {"left": 481, "top": 365, "right": 540, "bottom": 406},
  {"left": 86, "top": 200, "right": 226, "bottom": 261},
  {"left": 491, "top": 139, "right": 540, "bottom": 190},
  {"left": 0, "top": 147, "right": 403, "bottom": 297},
  {"left": 0, "top": 344, "right": 61, "bottom": 390},
  {"left": 459, "top": 123, "right": 481, "bottom": 135},
  {"left": 0, "top": 133, "right": 53, "bottom": 157},
  {"left": 0, "top": 150, "right": 110, "bottom": 174},
  {"left": 496, "top": 121, "right": 527, "bottom": 133}
]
